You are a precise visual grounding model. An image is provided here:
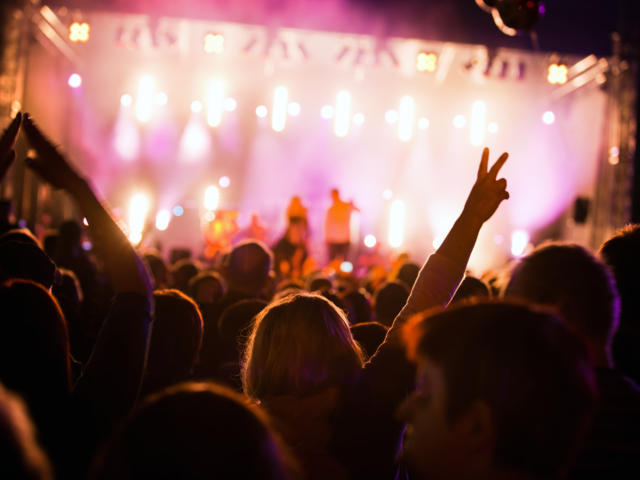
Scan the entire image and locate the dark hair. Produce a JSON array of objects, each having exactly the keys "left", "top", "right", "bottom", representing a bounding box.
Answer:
[
  {"left": 95, "top": 382, "right": 297, "bottom": 480},
  {"left": 170, "top": 259, "right": 199, "bottom": 294},
  {"left": 505, "top": 242, "right": 620, "bottom": 346},
  {"left": 404, "top": 300, "right": 597, "bottom": 477},
  {"left": 225, "top": 240, "right": 273, "bottom": 294},
  {"left": 451, "top": 275, "right": 490, "bottom": 304},
  {"left": 187, "top": 271, "right": 227, "bottom": 304},
  {"left": 143, "top": 252, "right": 168, "bottom": 289},
  {"left": 397, "top": 262, "right": 420, "bottom": 289},
  {"left": 341, "top": 289, "right": 372, "bottom": 325},
  {"left": 373, "top": 281, "right": 409, "bottom": 327},
  {"left": 350, "top": 321, "right": 388, "bottom": 360},
  {"left": 144, "top": 290, "right": 203, "bottom": 394}
]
